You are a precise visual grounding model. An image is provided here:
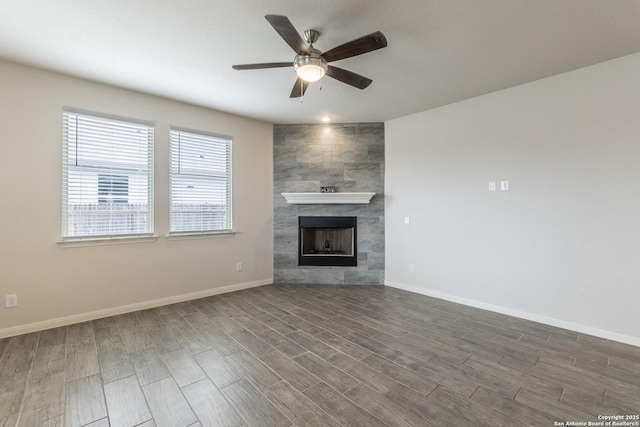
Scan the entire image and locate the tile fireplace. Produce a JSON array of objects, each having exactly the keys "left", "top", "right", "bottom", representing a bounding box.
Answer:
[{"left": 273, "top": 122, "right": 384, "bottom": 285}]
